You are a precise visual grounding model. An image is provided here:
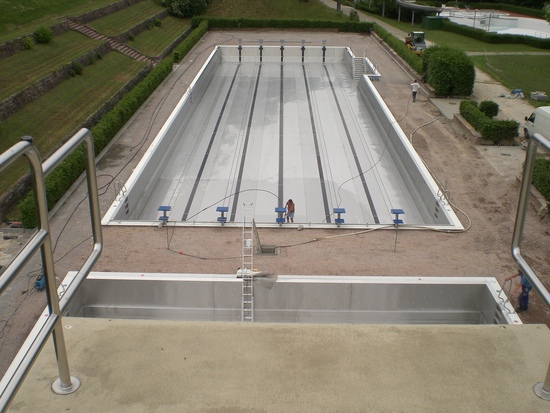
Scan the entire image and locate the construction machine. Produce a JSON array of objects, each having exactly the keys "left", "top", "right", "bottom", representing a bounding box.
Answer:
[{"left": 405, "top": 31, "right": 426, "bottom": 55}]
